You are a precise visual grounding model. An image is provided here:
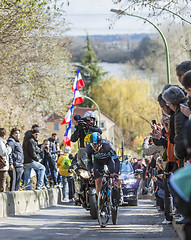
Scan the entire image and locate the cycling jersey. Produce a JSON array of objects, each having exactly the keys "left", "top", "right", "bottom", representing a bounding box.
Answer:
[{"left": 86, "top": 139, "right": 120, "bottom": 178}]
